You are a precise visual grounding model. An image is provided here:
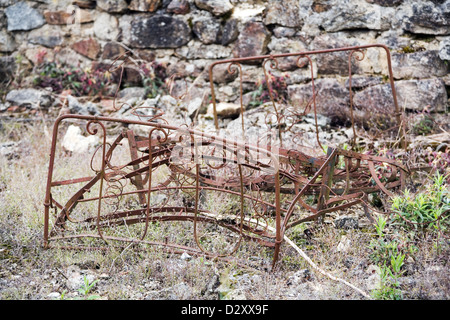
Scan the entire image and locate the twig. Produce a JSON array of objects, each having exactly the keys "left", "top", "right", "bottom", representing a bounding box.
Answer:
[
  {"left": 253, "top": 219, "right": 372, "bottom": 299},
  {"left": 55, "top": 267, "right": 68, "bottom": 280},
  {"left": 207, "top": 212, "right": 373, "bottom": 299},
  {"left": 282, "top": 234, "right": 372, "bottom": 299},
  {"left": 108, "top": 242, "right": 134, "bottom": 274}
]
